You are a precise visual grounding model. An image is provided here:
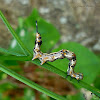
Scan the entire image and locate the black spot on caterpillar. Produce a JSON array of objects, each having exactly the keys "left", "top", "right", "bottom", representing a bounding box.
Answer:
[
  {"left": 37, "top": 41, "right": 42, "bottom": 46},
  {"left": 35, "top": 40, "right": 36, "bottom": 44},
  {"left": 72, "top": 56, "right": 76, "bottom": 61},
  {"left": 71, "top": 65, "right": 75, "bottom": 68},
  {"left": 38, "top": 37, "right": 41, "bottom": 39},
  {"left": 32, "top": 21, "right": 83, "bottom": 80}
]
